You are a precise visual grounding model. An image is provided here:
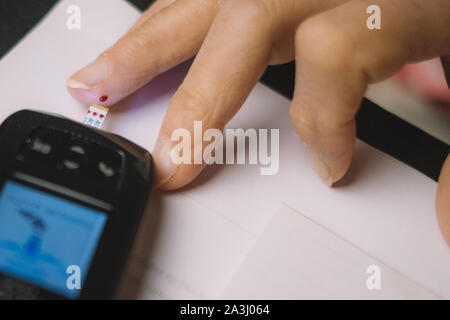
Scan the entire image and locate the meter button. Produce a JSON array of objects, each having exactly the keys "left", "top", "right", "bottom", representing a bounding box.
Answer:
[
  {"left": 18, "top": 128, "right": 60, "bottom": 167},
  {"left": 59, "top": 149, "right": 86, "bottom": 172},
  {"left": 98, "top": 161, "right": 116, "bottom": 178},
  {"left": 69, "top": 145, "right": 86, "bottom": 155},
  {"left": 87, "top": 146, "right": 122, "bottom": 185},
  {"left": 63, "top": 159, "right": 81, "bottom": 170},
  {"left": 30, "top": 137, "right": 52, "bottom": 155}
]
